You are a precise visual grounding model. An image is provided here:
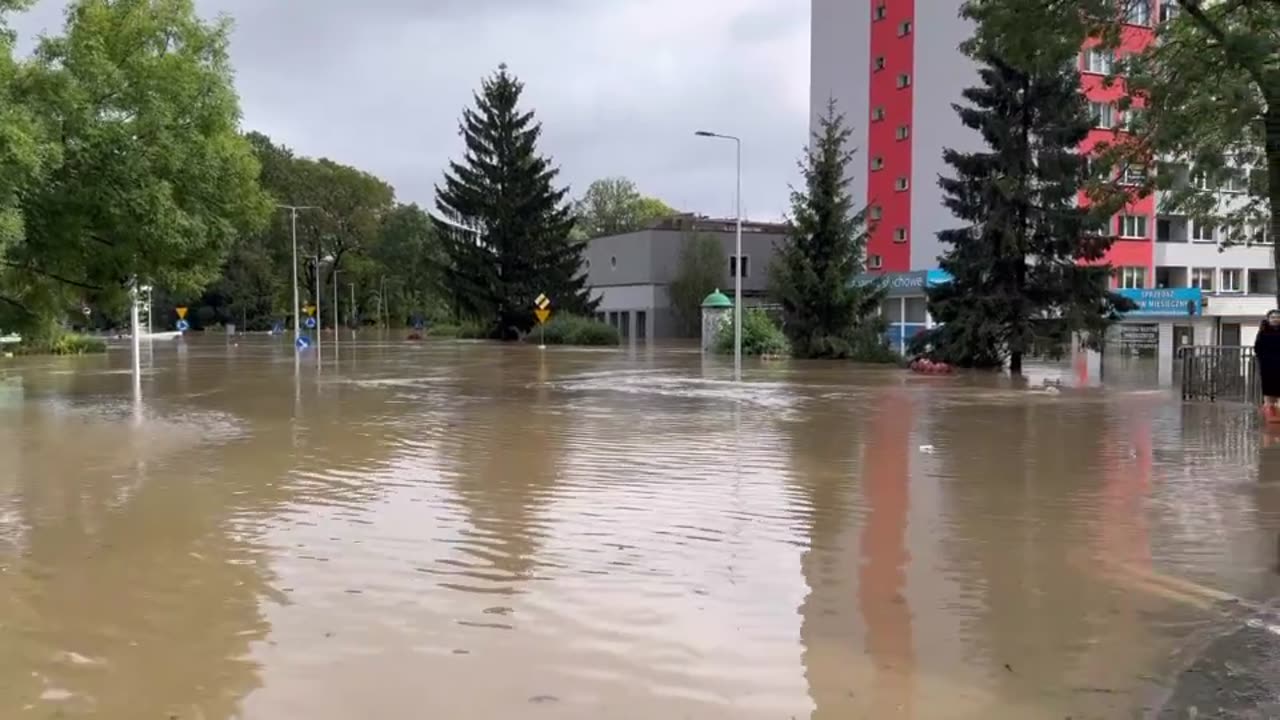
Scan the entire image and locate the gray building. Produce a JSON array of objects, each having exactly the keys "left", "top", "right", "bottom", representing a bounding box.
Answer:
[{"left": 583, "top": 215, "right": 788, "bottom": 340}]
